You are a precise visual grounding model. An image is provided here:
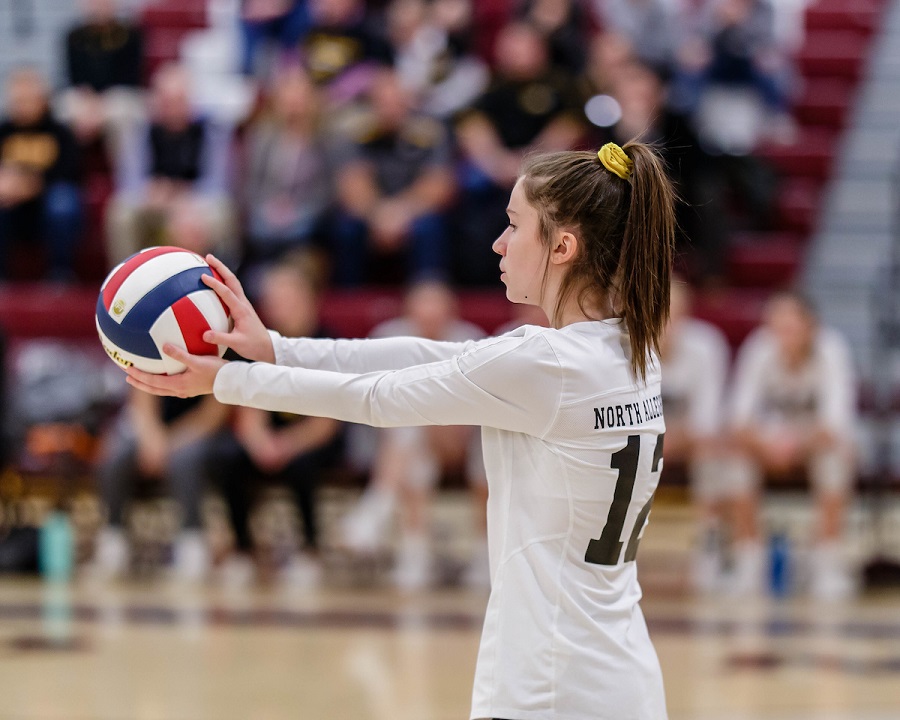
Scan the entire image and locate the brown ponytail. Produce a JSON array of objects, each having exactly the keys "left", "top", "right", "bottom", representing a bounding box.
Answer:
[
  {"left": 618, "top": 141, "right": 675, "bottom": 380},
  {"left": 519, "top": 142, "right": 675, "bottom": 380}
]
